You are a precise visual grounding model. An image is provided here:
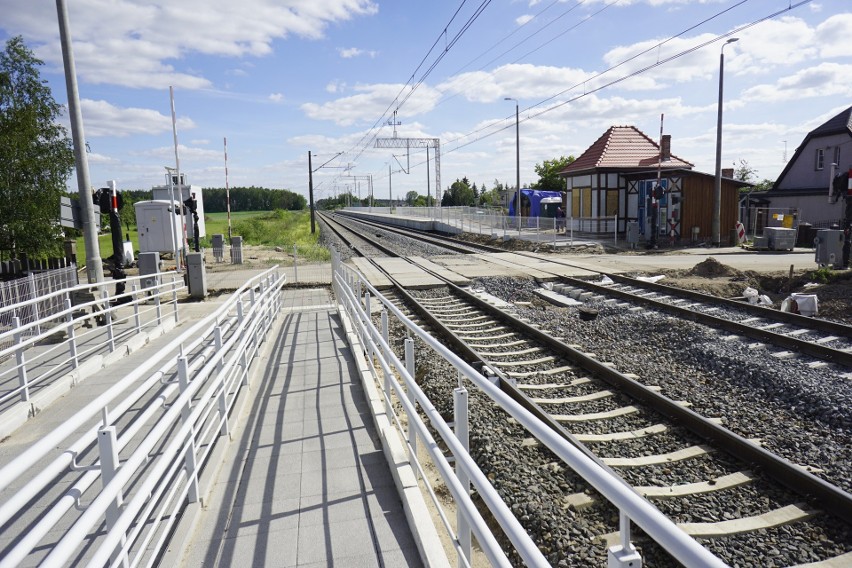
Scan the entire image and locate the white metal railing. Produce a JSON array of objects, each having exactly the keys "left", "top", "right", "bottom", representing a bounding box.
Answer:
[
  {"left": 344, "top": 206, "right": 620, "bottom": 245},
  {"left": 0, "top": 266, "right": 284, "bottom": 567},
  {"left": 332, "top": 251, "right": 727, "bottom": 568},
  {"left": 0, "top": 264, "right": 78, "bottom": 338},
  {"left": 0, "top": 272, "right": 185, "bottom": 418}
]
